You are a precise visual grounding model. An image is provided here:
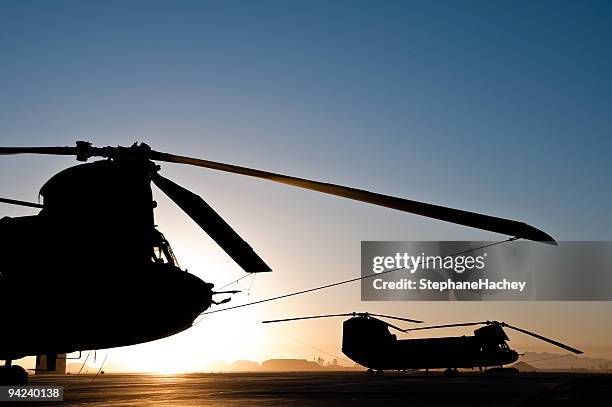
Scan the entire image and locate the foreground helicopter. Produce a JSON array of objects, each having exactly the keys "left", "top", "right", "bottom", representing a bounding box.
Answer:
[
  {"left": 263, "top": 313, "right": 582, "bottom": 376},
  {"left": 0, "top": 142, "right": 555, "bottom": 385}
]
